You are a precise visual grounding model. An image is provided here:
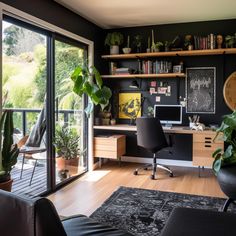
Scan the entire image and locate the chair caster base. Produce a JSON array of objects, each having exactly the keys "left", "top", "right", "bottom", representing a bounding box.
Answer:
[
  {"left": 133, "top": 170, "right": 138, "bottom": 175},
  {"left": 150, "top": 174, "right": 156, "bottom": 180}
]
